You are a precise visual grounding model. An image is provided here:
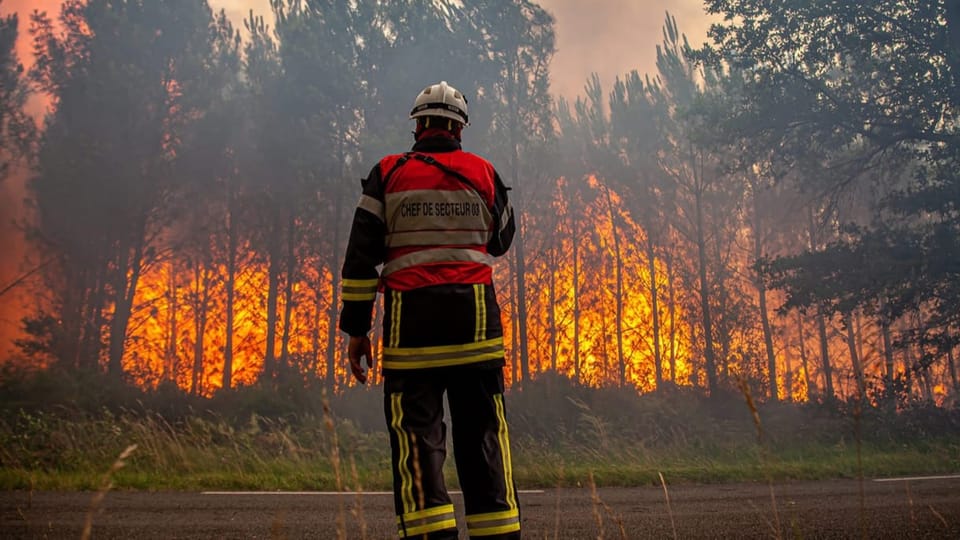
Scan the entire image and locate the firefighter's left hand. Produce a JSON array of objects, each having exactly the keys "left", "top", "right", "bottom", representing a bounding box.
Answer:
[{"left": 348, "top": 335, "right": 373, "bottom": 384}]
